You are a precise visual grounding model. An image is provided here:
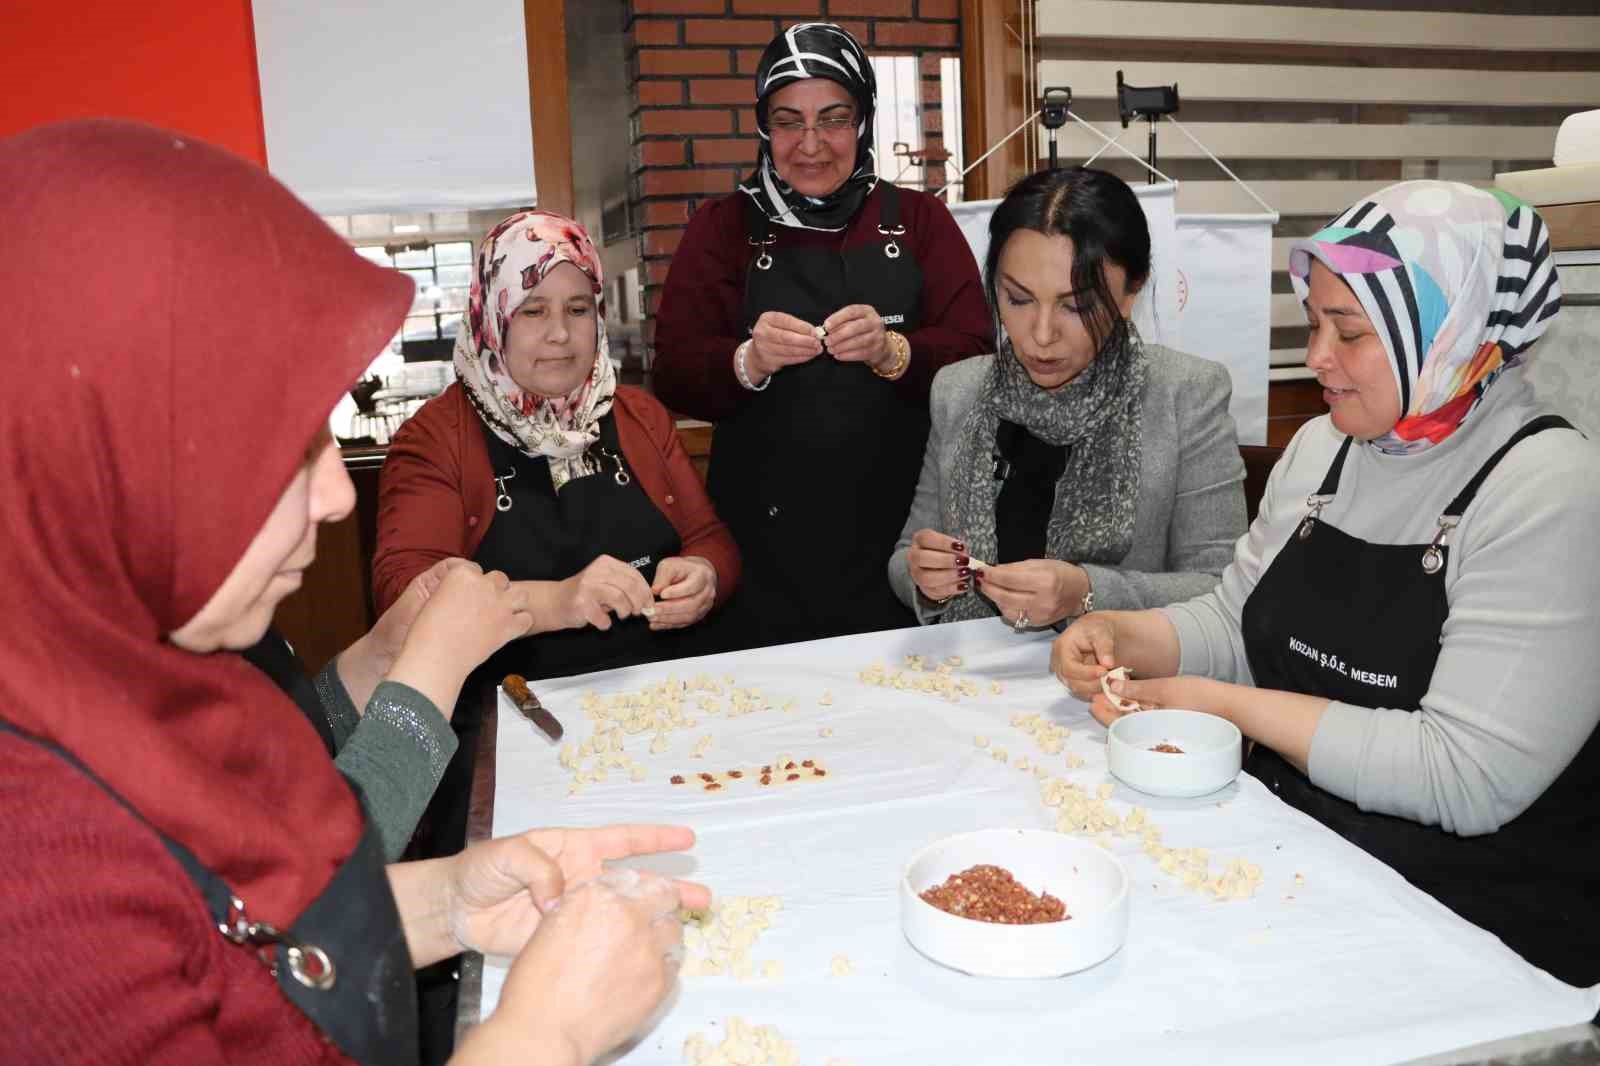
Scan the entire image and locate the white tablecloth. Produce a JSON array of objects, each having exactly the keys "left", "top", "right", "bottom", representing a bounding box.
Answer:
[{"left": 481, "top": 619, "right": 1599, "bottom": 1065}]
